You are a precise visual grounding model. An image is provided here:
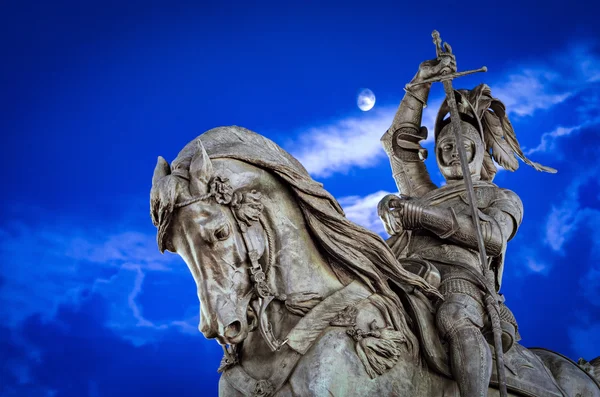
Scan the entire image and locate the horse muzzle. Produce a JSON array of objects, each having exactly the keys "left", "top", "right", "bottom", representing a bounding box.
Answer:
[{"left": 200, "top": 293, "right": 253, "bottom": 346}]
